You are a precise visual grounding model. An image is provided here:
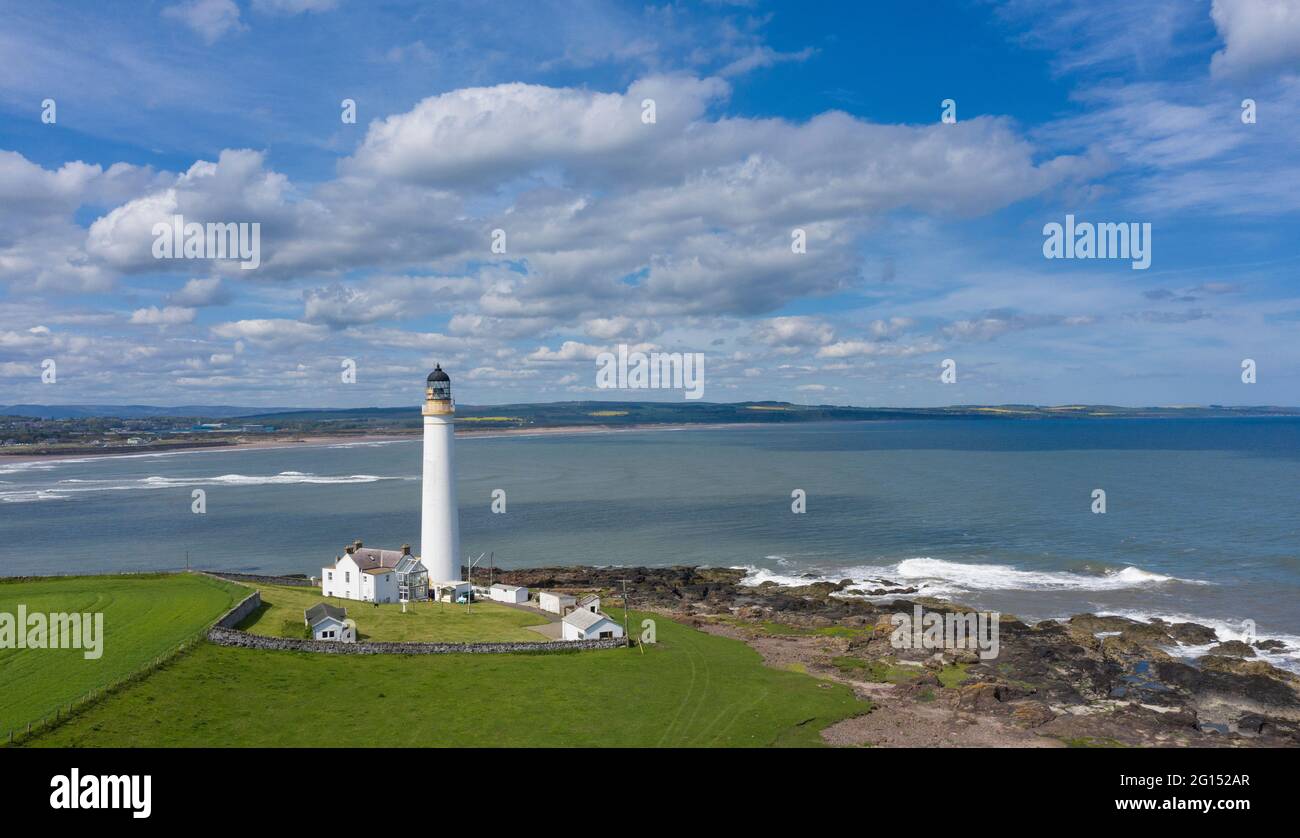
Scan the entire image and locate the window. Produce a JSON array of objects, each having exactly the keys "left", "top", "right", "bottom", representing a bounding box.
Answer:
[
  {"left": 326, "top": 572, "right": 332, "bottom": 580},
  {"left": 345, "top": 572, "right": 350, "bottom": 583},
  {"left": 600, "top": 631, "right": 613, "bottom": 639}
]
